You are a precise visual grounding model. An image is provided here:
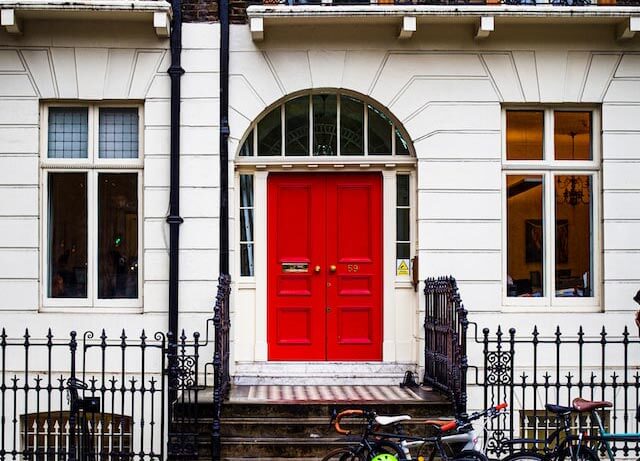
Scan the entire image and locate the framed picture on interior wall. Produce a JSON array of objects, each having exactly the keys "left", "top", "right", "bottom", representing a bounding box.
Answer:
[
  {"left": 556, "top": 220, "right": 569, "bottom": 264},
  {"left": 525, "top": 219, "right": 543, "bottom": 263}
]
